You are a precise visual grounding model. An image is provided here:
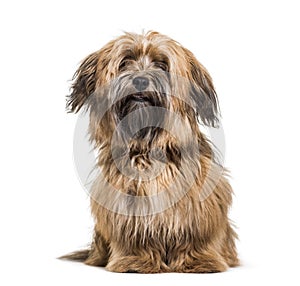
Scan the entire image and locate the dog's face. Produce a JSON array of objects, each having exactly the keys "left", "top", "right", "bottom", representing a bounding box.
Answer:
[{"left": 67, "top": 31, "right": 219, "bottom": 146}]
